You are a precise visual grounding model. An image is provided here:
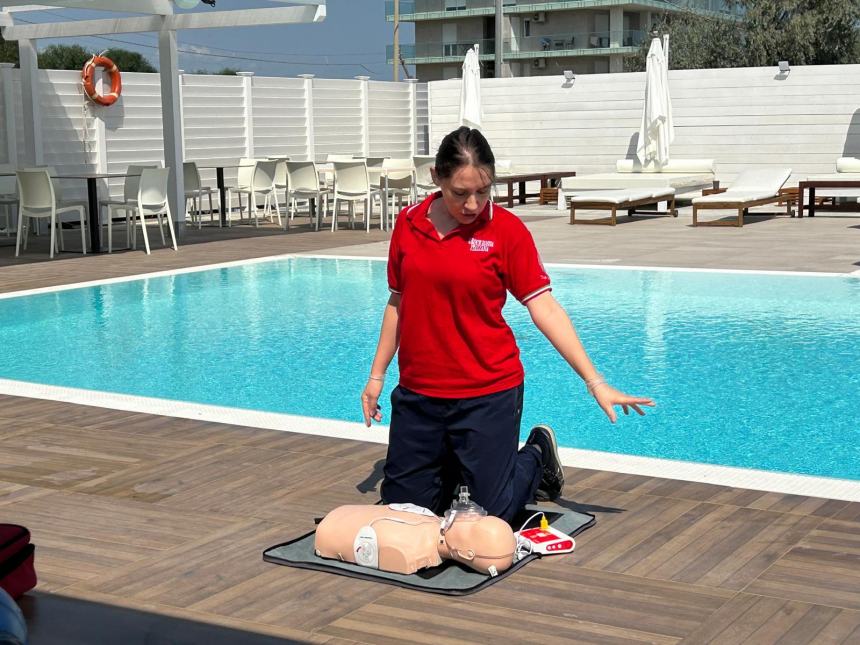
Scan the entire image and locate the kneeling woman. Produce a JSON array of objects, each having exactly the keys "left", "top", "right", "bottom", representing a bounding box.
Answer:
[{"left": 361, "top": 127, "right": 654, "bottom": 523}]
